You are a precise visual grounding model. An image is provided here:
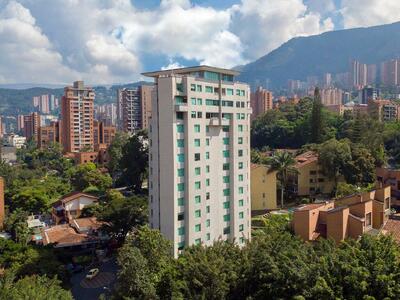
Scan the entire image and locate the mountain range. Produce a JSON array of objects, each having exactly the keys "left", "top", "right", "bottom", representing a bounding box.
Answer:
[{"left": 238, "top": 21, "right": 400, "bottom": 89}]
